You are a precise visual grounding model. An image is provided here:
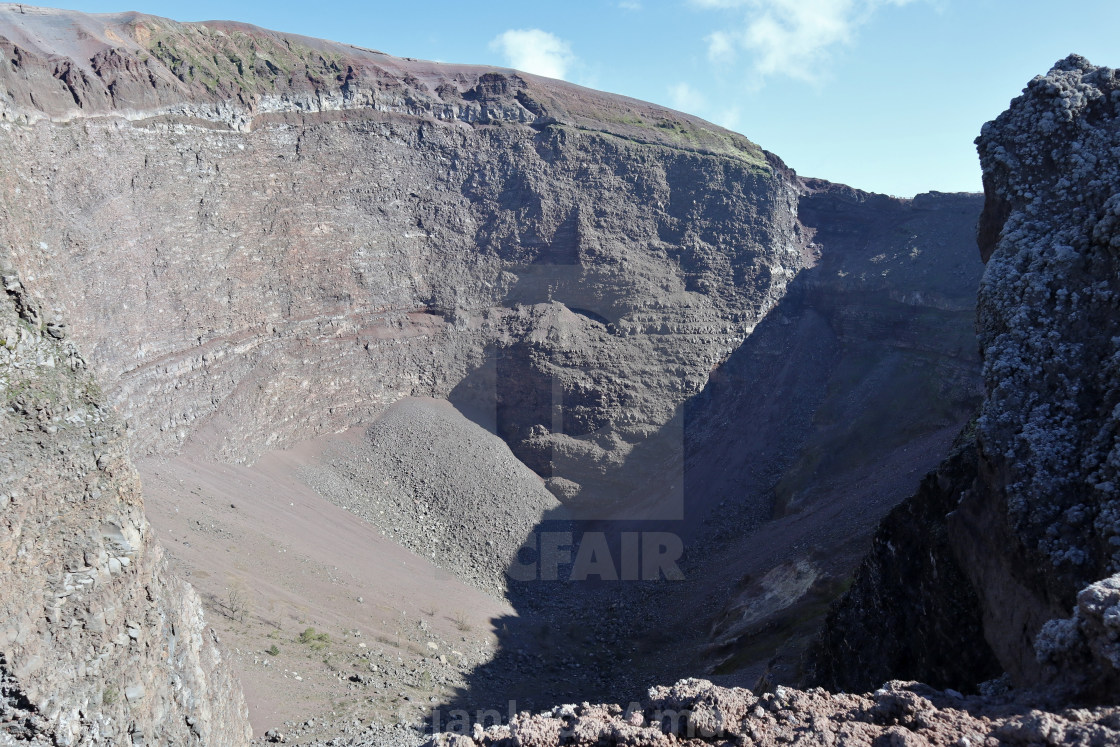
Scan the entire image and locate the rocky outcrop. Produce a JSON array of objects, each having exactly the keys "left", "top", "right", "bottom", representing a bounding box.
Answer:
[
  {"left": 427, "top": 678, "right": 1120, "bottom": 747},
  {"left": 0, "top": 265, "right": 250, "bottom": 744},
  {"left": 811, "top": 56, "right": 1120, "bottom": 704},
  {"left": 968, "top": 56, "right": 1120, "bottom": 696}
]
